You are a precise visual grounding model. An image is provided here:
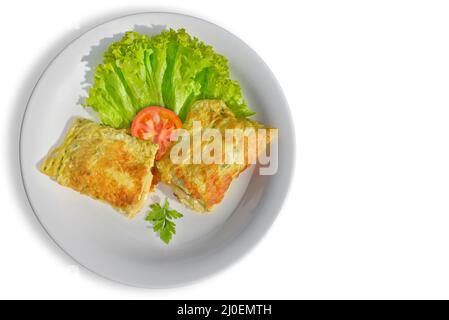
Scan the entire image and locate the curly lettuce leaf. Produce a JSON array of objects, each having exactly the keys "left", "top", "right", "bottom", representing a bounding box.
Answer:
[{"left": 84, "top": 29, "right": 254, "bottom": 128}]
